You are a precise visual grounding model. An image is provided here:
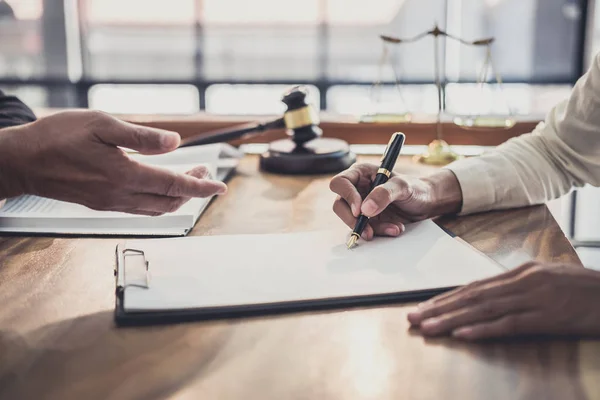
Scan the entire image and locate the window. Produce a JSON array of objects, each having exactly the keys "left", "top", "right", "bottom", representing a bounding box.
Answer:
[
  {"left": 82, "top": 0, "right": 196, "bottom": 80},
  {"left": 88, "top": 84, "right": 200, "bottom": 114},
  {"left": 206, "top": 84, "right": 320, "bottom": 115},
  {"left": 0, "top": 0, "right": 590, "bottom": 116},
  {"left": 202, "top": 0, "right": 321, "bottom": 80},
  {"left": 590, "top": 0, "right": 600, "bottom": 65},
  {"left": 326, "top": 0, "right": 445, "bottom": 82},
  {"left": 444, "top": 83, "right": 572, "bottom": 117},
  {"left": 447, "top": 0, "right": 583, "bottom": 82},
  {"left": 0, "top": 0, "right": 45, "bottom": 79},
  {"left": 327, "top": 84, "right": 439, "bottom": 117},
  {"left": 0, "top": 85, "right": 48, "bottom": 108}
]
